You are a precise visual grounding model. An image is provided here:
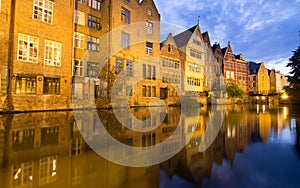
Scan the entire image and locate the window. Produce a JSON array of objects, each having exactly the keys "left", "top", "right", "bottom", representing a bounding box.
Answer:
[
  {"left": 74, "top": 32, "right": 84, "bottom": 49},
  {"left": 87, "top": 36, "right": 100, "bottom": 51},
  {"left": 142, "top": 86, "right": 146, "bottom": 97},
  {"left": 190, "top": 49, "right": 202, "bottom": 59},
  {"left": 126, "top": 86, "right": 132, "bottom": 96},
  {"left": 17, "top": 33, "right": 38, "bottom": 63},
  {"left": 73, "top": 59, "right": 83, "bottom": 76},
  {"left": 33, "top": 0, "right": 53, "bottom": 24},
  {"left": 115, "top": 58, "right": 123, "bottom": 74},
  {"left": 143, "top": 64, "right": 156, "bottom": 80},
  {"left": 167, "top": 44, "right": 172, "bottom": 53},
  {"left": 74, "top": 10, "right": 85, "bottom": 26},
  {"left": 121, "top": 7, "right": 130, "bottom": 24},
  {"left": 151, "top": 86, "right": 156, "bottom": 97},
  {"left": 193, "top": 39, "right": 201, "bottom": 46},
  {"left": 86, "top": 62, "right": 99, "bottom": 77},
  {"left": 44, "top": 40, "right": 62, "bottom": 66},
  {"left": 147, "top": 8, "right": 152, "bottom": 16},
  {"left": 121, "top": 32, "right": 130, "bottom": 49},
  {"left": 126, "top": 60, "right": 133, "bottom": 77},
  {"left": 125, "top": 0, "right": 130, "bottom": 2},
  {"left": 88, "top": 15, "right": 101, "bottom": 30},
  {"left": 146, "top": 42, "right": 153, "bottom": 55},
  {"left": 89, "top": 0, "right": 101, "bottom": 10},
  {"left": 43, "top": 77, "right": 60, "bottom": 95},
  {"left": 76, "top": 0, "right": 85, "bottom": 3},
  {"left": 146, "top": 21, "right": 153, "bottom": 34},
  {"left": 16, "top": 75, "right": 37, "bottom": 94},
  {"left": 39, "top": 155, "right": 57, "bottom": 186}
]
